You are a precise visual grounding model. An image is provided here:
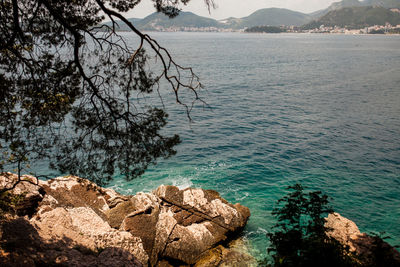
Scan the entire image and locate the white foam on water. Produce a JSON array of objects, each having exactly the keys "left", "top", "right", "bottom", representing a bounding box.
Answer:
[
  {"left": 257, "top": 227, "right": 269, "bottom": 234},
  {"left": 172, "top": 176, "right": 193, "bottom": 190},
  {"left": 237, "top": 192, "right": 250, "bottom": 201}
]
